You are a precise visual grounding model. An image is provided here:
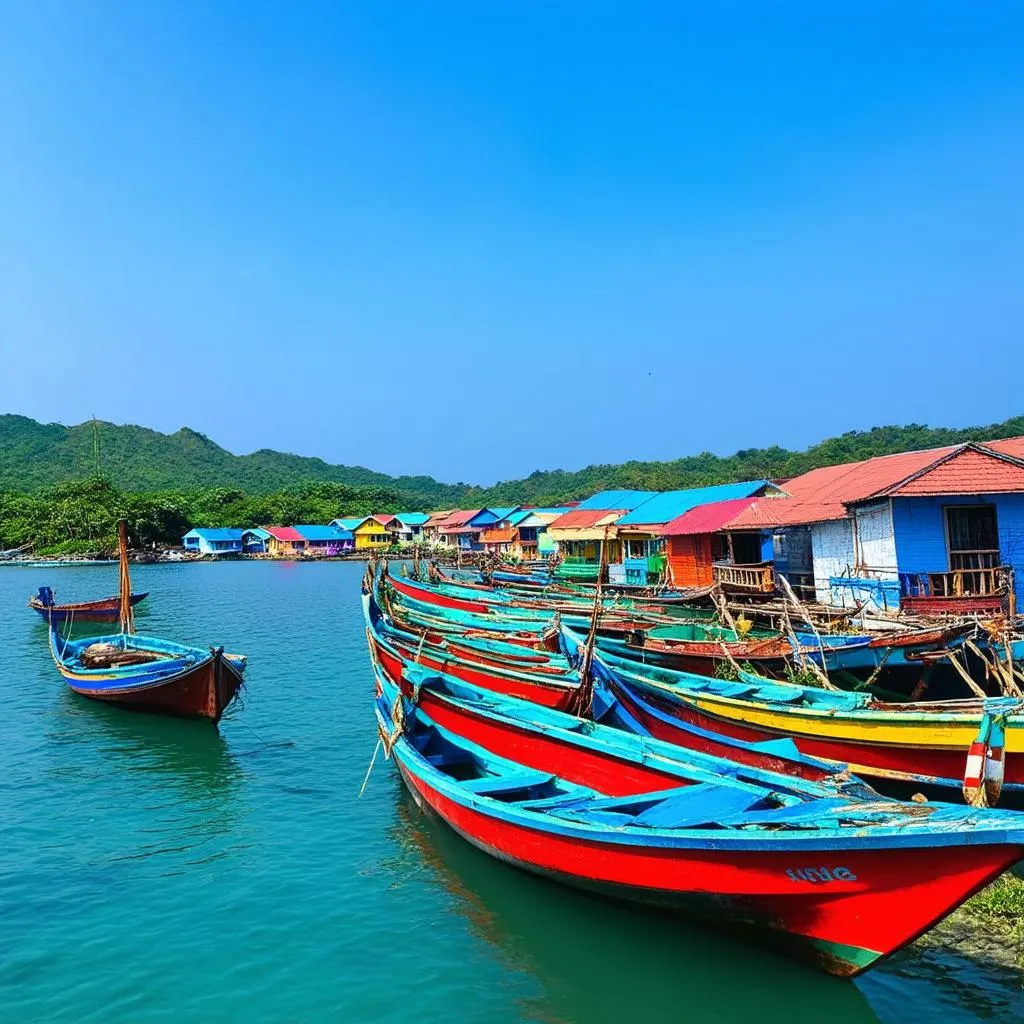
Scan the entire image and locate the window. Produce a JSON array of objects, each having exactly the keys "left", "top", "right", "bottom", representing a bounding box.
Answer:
[
  {"left": 731, "top": 532, "right": 763, "bottom": 566},
  {"left": 945, "top": 506, "right": 999, "bottom": 570}
]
